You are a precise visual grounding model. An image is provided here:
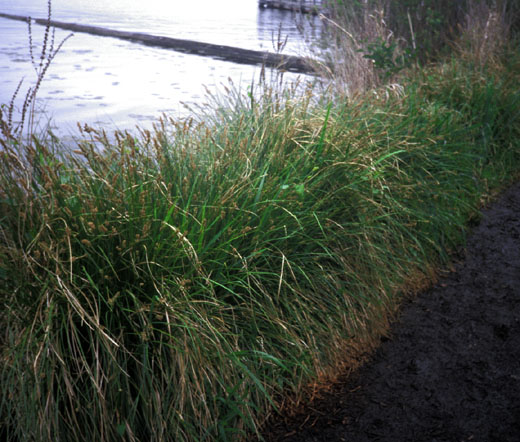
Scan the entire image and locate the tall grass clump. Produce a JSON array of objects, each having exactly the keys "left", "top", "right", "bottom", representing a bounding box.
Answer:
[{"left": 1, "top": 2, "right": 520, "bottom": 442}]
